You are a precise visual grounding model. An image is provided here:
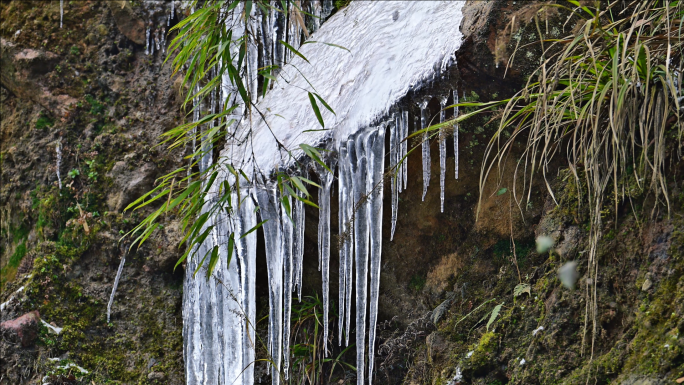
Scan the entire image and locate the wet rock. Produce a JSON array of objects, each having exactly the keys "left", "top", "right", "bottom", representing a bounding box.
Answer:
[
  {"left": 106, "top": 1, "right": 146, "bottom": 45},
  {"left": 14, "top": 48, "right": 59, "bottom": 75},
  {"left": 432, "top": 291, "right": 456, "bottom": 325},
  {"left": 107, "top": 161, "right": 157, "bottom": 212},
  {"left": 0, "top": 311, "right": 40, "bottom": 347},
  {"left": 148, "top": 371, "right": 166, "bottom": 382},
  {"left": 556, "top": 226, "right": 580, "bottom": 258},
  {"left": 621, "top": 376, "right": 663, "bottom": 385},
  {"left": 641, "top": 277, "right": 653, "bottom": 292}
]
